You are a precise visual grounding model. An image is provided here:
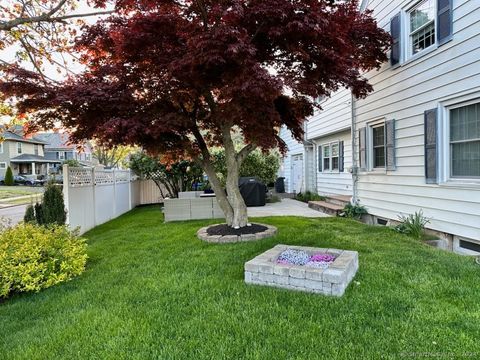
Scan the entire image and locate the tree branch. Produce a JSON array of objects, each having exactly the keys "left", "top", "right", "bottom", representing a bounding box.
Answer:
[
  {"left": 0, "top": 7, "right": 114, "bottom": 31},
  {"left": 236, "top": 143, "right": 256, "bottom": 164}
]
